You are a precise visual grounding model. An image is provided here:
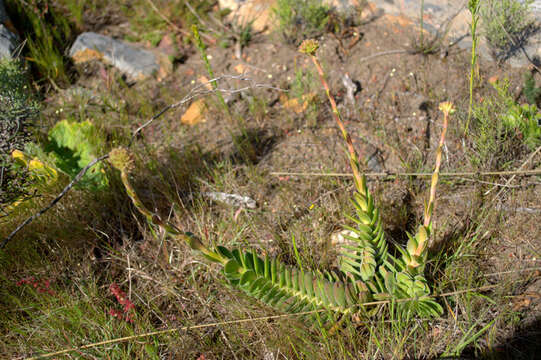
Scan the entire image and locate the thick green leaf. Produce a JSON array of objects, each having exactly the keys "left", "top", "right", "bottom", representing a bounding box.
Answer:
[{"left": 47, "top": 120, "right": 107, "bottom": 189}]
